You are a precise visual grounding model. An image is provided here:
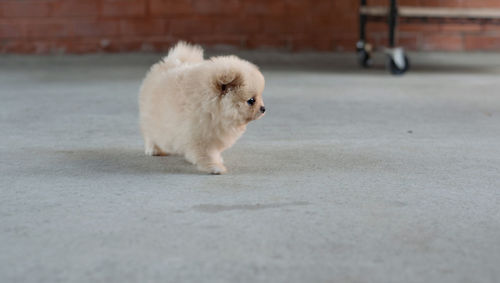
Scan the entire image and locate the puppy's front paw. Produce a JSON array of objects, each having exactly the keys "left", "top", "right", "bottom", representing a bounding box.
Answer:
[
  {"left": 210, "top": 164, "right": 227, "bottom": 175},
  {"left": 198, "top": 163, "right": 227, "bottom": 175}
]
